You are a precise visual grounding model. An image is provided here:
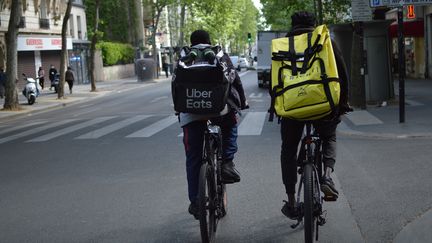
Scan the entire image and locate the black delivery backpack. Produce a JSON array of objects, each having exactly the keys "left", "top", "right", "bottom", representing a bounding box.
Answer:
[{"left": 171, "top": 45, "right": 231, "bottom": 114}]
